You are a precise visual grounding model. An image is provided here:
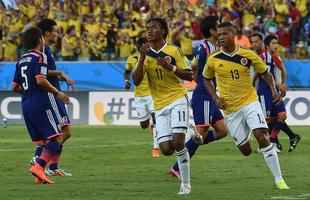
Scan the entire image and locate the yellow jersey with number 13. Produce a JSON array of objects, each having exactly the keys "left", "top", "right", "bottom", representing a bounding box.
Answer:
[
  {"left": 143, "top": 43, "right": 191, "bottom": 110},
  {"left": 203, "top": 46, "right": 267, "bottom": 114}
]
